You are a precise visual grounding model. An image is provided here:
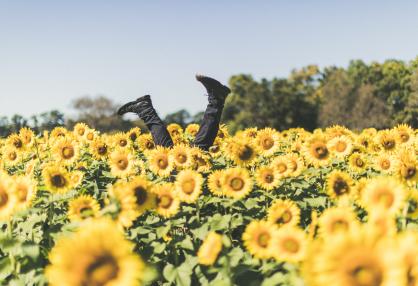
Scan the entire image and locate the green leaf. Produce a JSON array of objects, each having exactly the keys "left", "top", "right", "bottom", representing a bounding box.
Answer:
[
  {"left": 180, "top": 237, "right": 194, "bottom": 251},
  {"left": 163, "top": 264, "right": 176, "bottom": 283}
]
